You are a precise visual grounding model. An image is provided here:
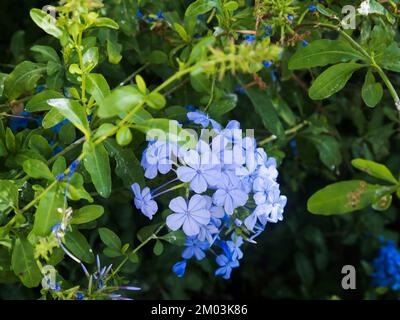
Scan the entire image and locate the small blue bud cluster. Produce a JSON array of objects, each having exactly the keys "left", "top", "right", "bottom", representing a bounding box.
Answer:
[{"left": 372, "top": 239, "right": 400, "bottom": 291}]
